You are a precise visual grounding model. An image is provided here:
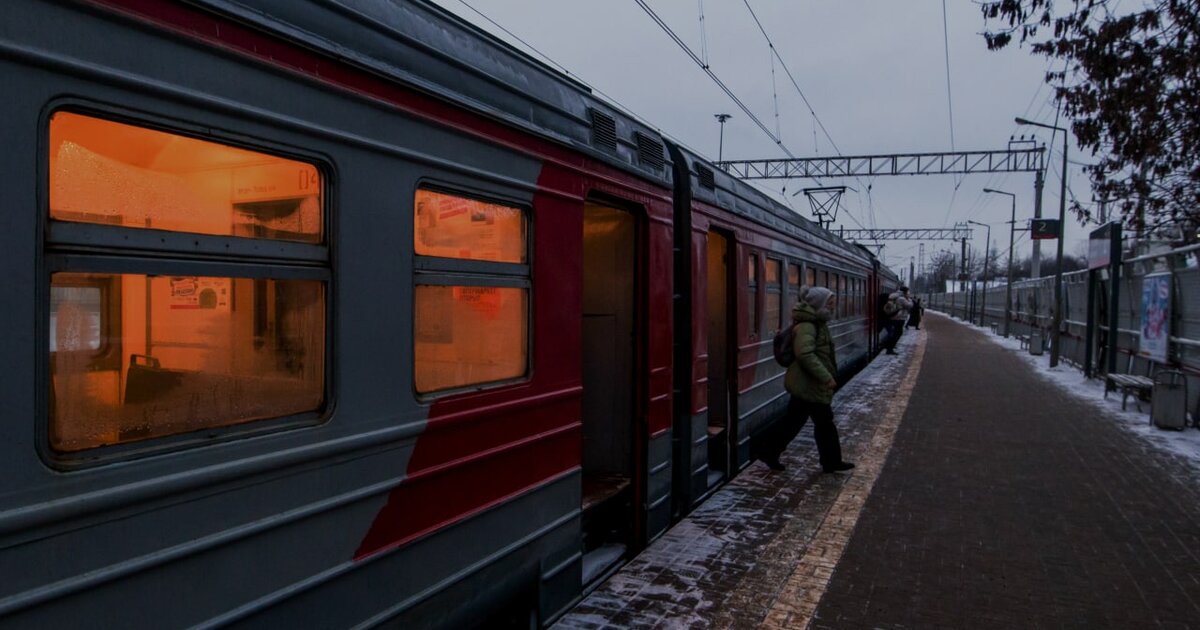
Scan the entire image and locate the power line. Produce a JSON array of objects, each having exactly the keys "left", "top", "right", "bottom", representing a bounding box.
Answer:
[
  {"left": 634, "top": 0, "right": 795, "bottom": 157},
  {"left": 739, "top": 0, "right": 843, "bottom": 156},
  {"left": 940, "top": 0, "right": 957, "bottom": 152}
]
